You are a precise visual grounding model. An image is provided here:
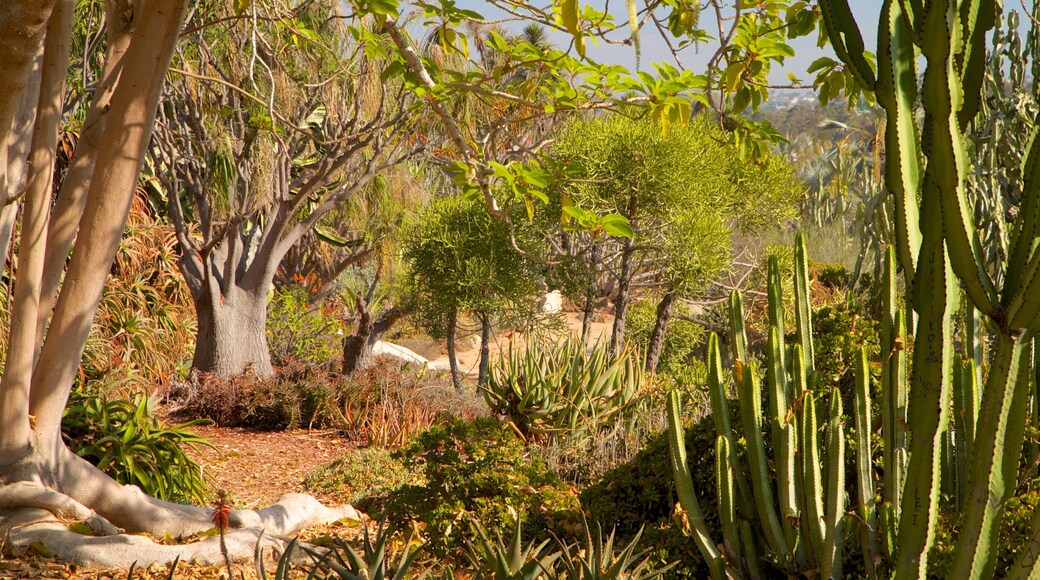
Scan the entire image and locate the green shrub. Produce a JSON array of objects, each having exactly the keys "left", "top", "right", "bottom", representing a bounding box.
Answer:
[
  {"left": 62, "top": 389, "right": 213, "bottom": 504},
  {"left": 304, "top": 447, "right": 418, "bottom": 505},
  {"left": 377, "top": 417, "right": 581, "bottom": 560},
  {"left": 483, "top": 337, "right": 645, "bottom": 441},
  {"left": 809, "top": 301, "right": 881, "bottom": 388},
  {"left": 266, "top": 284, "right": 342, "bottom": 365}
]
